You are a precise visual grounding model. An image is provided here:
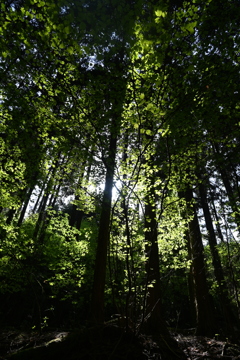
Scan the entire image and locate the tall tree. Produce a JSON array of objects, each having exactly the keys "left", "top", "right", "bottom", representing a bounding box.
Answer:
[
  {"left": 198, "top": 175, "right": 239, "bottom": 337},
  {"left": 184, "top": 187, "right": 216, "bottom": 336}
]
